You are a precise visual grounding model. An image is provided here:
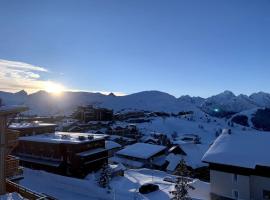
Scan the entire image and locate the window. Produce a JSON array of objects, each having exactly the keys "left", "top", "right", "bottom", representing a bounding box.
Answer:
[
  {"left": 232, "top": 173, "right": 238, "bottom": 183},
  {"left": 232, "top": 190, "right": 239, "bottom": 199},
  {"left": 263, "top": 190, "right": 270, "bottom": 200}
]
